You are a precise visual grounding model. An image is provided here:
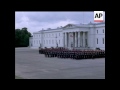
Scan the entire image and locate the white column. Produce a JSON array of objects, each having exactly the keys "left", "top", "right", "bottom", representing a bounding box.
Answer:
[
  {"left": 68, "top": 32, "right": 69, "bottom": 47},
  {"left": 63, "top": 33, "right": 65, "bottom": 47},
  {"left": 75, "top": 32, "right": 77, "bottom": 47},
  {"left": 87, "top": 32, "right": 88, "bottom": 47},
  {"left": 83, "top": 32, "right": 85, "bottom": 47},
  {"left": 72, "top": 32, "right": 74, "bottom": 47},
  {"left": 66, "top": 32, "right": 68, "bottom": 47},
  {"left": 79, "top": 32, "right": 81, "bottom": 46},
  {"left": 78, "top": 32, "right": 80, "bottom": 47},
  {"left": 77, "top": 32, "right": 78, "bottom": 47},
  {"left": 80, "top": 32, "right": 82, "bottom": 47},
  {"left": 65, "top": 32, "right": 67, "bottom": 48},
  {"left": 73, "top": 32, "right": 75, "bottom": 47}
]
